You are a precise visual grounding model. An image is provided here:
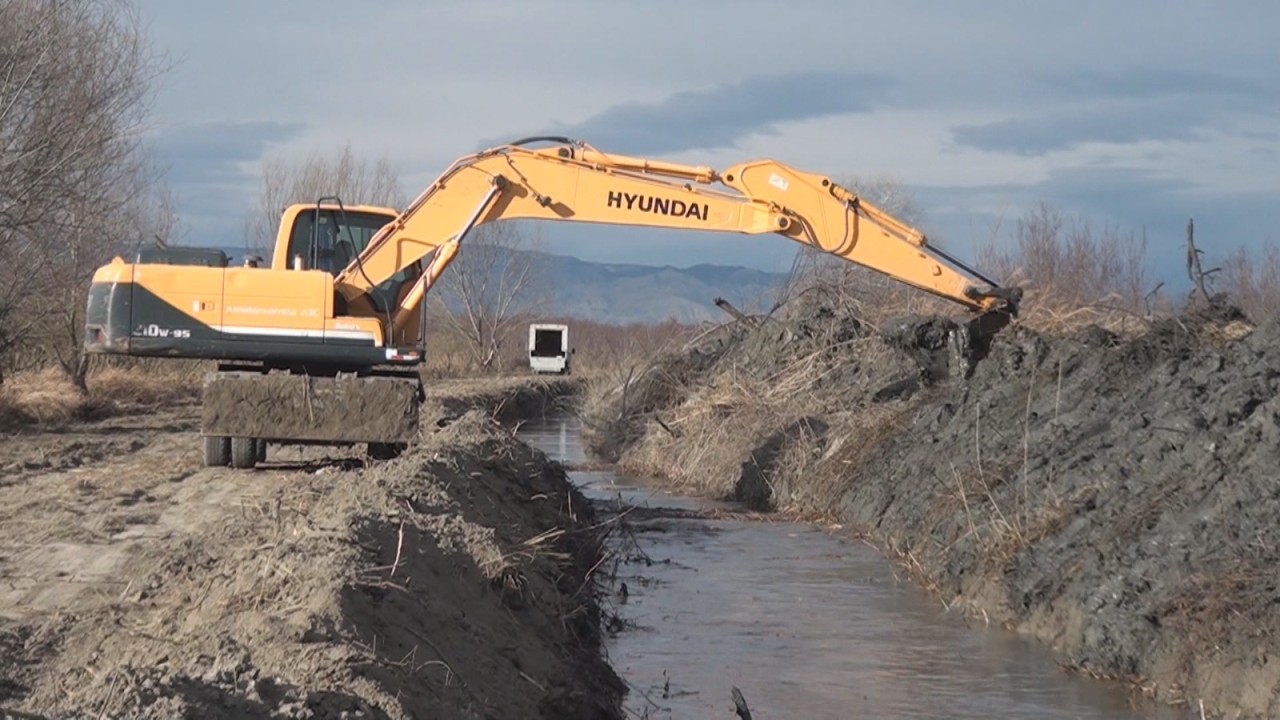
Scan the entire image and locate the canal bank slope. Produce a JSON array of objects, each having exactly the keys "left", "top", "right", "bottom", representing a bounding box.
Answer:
[
  {"left": 584, "top": 288, "right": 1278, "bottom": 719},
  {"left": 0, "top": 376, "right": 622, "bottom": 719}
]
